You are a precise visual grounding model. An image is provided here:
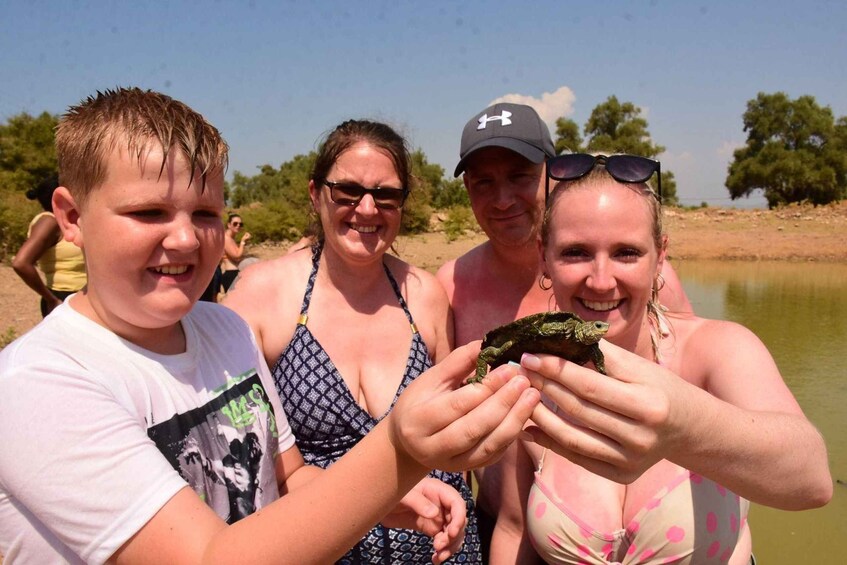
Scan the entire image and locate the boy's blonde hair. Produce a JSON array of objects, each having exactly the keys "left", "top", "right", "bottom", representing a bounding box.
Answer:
[{"left": 56, "top": 87, "right": 228, "bottom": 203}]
